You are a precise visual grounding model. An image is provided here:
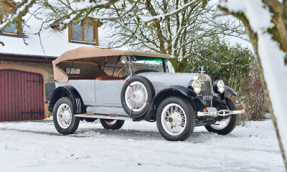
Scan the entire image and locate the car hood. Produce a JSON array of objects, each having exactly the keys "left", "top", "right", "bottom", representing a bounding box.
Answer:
[{"left": 136, "top": 72, "right": 199, "bottom": 94}]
